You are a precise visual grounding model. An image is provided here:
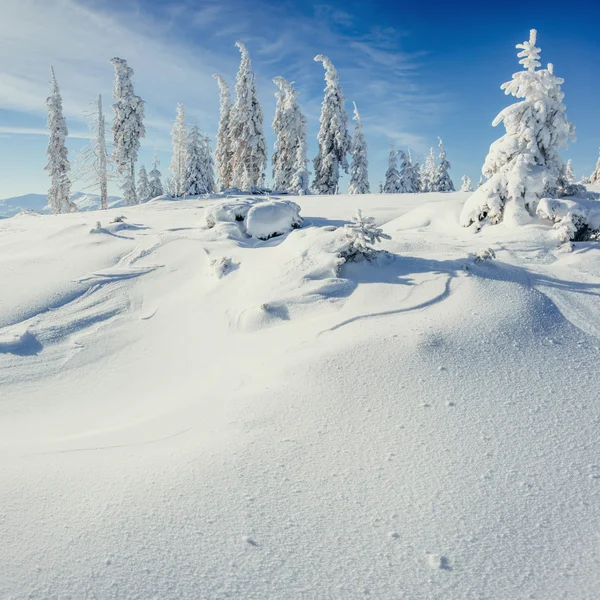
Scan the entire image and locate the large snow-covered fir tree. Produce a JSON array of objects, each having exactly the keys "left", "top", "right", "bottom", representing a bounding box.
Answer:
[
  {"left": 74, "top": 94, "right": 110, "bottom": 209},
  {"left": 212, "top": 74, "right": 234, "bottom": 190},
  {"left": 348, "top": 103, "right": 369, "bottom": 194},
  {"left": 272, "top": 77, "right": 290, "bottom": 191},
  {"left": 397, "top": 150, "right": 411, "bottom": 193},
  {"left": 148, "top": 151, "right": 163, "bottom": 199},
  {"left": 290, "top": 136, "right": 310, "bottom": 195},
  {"left": 461, "top": 30, "right": 575, "bottom": 227},
  {"left": 137, "top": 165, "right": 151, "bottom": 202},
  {"left": 170, "top": 103, "right": 188, "bottom": 197},
  {"left": 184, "top": 124, "right": 206, "bottom": 196},
  {"left": 45, "top": 67, "right": 74, "bottom": 214},
  {"left": 589, "top": 152, "right": 600, "bottom": 184},
  {"left": 434, "top": 137, "right": 455, "bottom": 191},
  {"left": 110, "top": 57, "right": 145, "bottom": 206},
  {"left": 313, "top": 55, "right": 351, "bottom": 194},
  {"left": 383, "top": 145, "right": 401, "bottom": 193},
  {"left": 461, "top": 175, "right": 474, "bottom": 192},
  {"left": 420, "top": 148, "right": 436, "bottom": 192},
  {"left": 229, "top": 42, "right": 267, "bottom": 190},
  {"left": 409, "top": 151, "right": 422, "bottom": 193}
]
